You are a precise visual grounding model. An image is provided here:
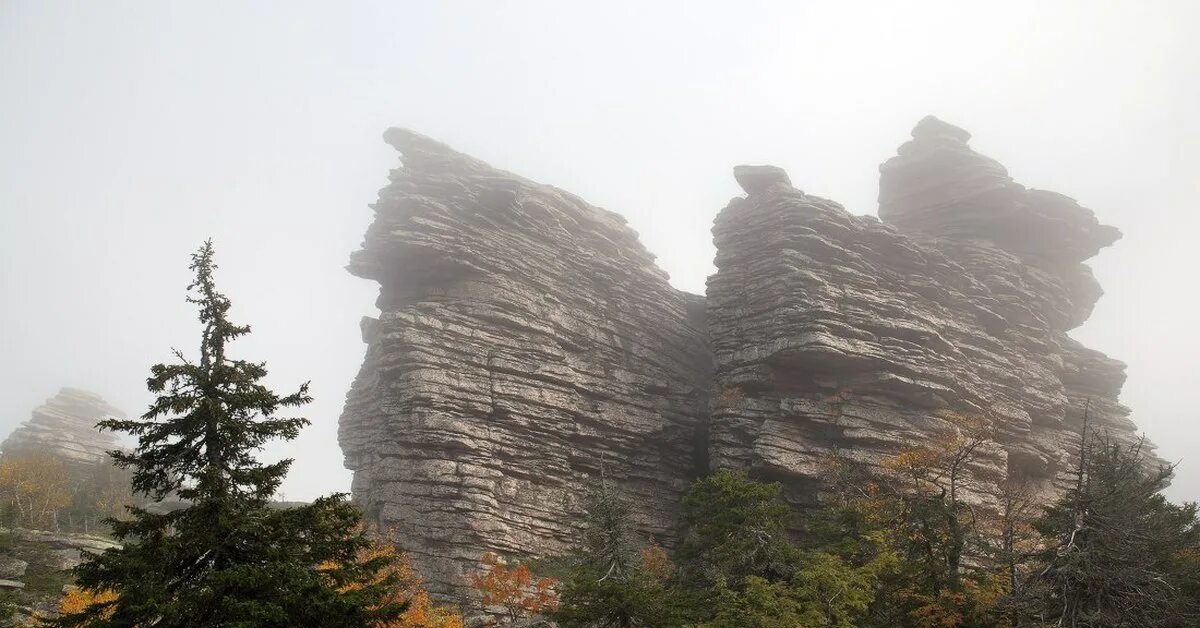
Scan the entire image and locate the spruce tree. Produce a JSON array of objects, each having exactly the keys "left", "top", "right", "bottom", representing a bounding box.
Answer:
[
  {"left": 676, "top": 470, "right": 801, "bottom": 590},
  {"left": 552, "top": 476, "right": 682, "bottom": 628},
  {"left": 1032, "top": 429, "right": 1200, "bottom": 627},
  {"left": 58, "top": 241, "right": 405, "bottom": 627}
]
